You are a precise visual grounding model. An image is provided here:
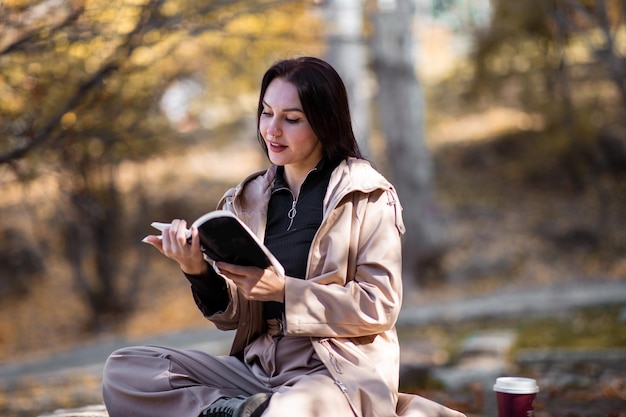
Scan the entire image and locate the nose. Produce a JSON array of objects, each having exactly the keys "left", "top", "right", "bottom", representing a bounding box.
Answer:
[{"left": 266, "top": 118, "right": 281, "bottom": 138}]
